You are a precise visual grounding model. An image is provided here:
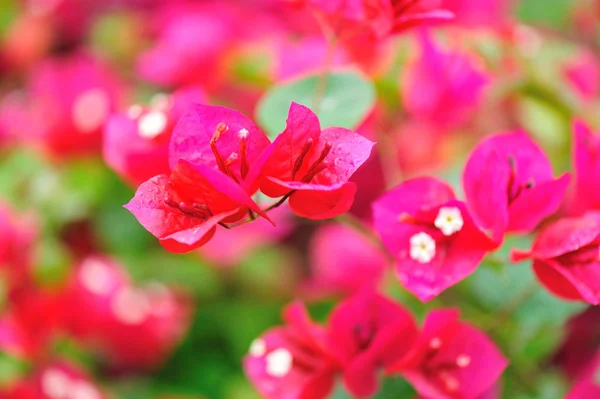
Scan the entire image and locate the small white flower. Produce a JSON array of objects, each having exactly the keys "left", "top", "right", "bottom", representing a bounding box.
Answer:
[
  {"left": 138, "top": 111, "right": 168, "bottom": 139},
  {"left": 70, "top": 381, "right": 102, "bottom": 399},
  {"left": 72, "top": 89, "right": 110, "bottom": 134},
  {"left": 409, "top": 232, "right": 436, "bottom": 264},
  {"left": 456, "top": 354, "right": 471, "bottom": 368},
  {"left": 434, "top": 207, "right": 464, "bottom": 236},
  {"left": 238, "top": 128, "right": 249, "bottom": 139},
  {"left": 79, "top": 258, "right": 111, "bottom": 295},
  {"left": 265, "top": 348, "right": 293, "bottom": 378},
  {"left": 41, "top": 369, "right": 71, "bottom": 399},
  {"left": 249, "top": 338, "right": 266, "bottom": 357},
  {"left": 111, "top": 287, "right": 150, "bottom": 325}
]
